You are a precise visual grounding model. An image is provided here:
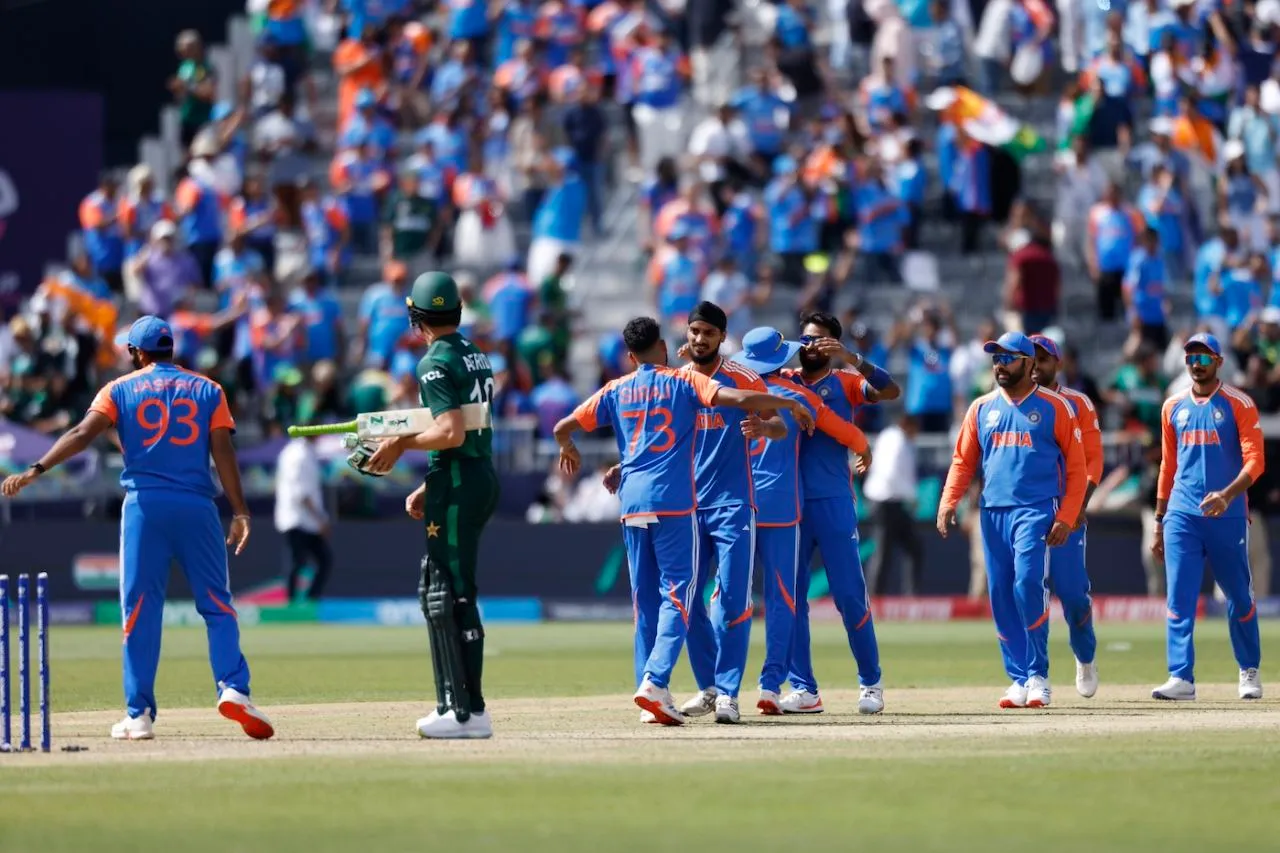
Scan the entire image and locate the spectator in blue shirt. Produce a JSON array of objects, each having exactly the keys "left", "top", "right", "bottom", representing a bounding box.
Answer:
[
  {"left": 1221, "top": 253, "right": 1267, "bottom": 332},
  {"left": 928, "top": 0, "right": 967, "bottom": 86},
  {"left": 530, "top": 369, "right": 580, "bottom": 438},
  {"left": 1123, "top": 227, "right": 1170, "bottom": 350},
  {"left": 855, "top": 160, "right": 905, "bottom": 283},
  {"left": 483, "top": 259, "right": 536, "bottom": 344},
  {"left": 1193, "top": 223, "right": 1238, "bottom": 328},
  {"left": 763, "top": 155, "right": 818, "bottom": 287},
  {"left": 339, "top": 88, "right": 397, "bottom": 155},
  {"left": 290, "top": 267, "right": 344, "bottom": 365},
  {"left": 892, "top": 138, "right": 927, "bottom": 249},
  {"left": 949, "top": 128, "right": 991, "bottom": 254},
  {"left": 562, "top": 85, "right": 608, "bottom": 237},
  {"left": 357, "top": 260, "right": 411, "bottom": 367},
  {"left": 730, "top": 67, "right": 792, "bottom": 165},
  {"left": 895, "top": 308, "right": 956, "bottom": 433},
  {"left": 1136, "top": 164, "right": 1190, "bottom": 283},
  {"left": 528, "top": 147, "right": 588, "bottom": 285}
]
